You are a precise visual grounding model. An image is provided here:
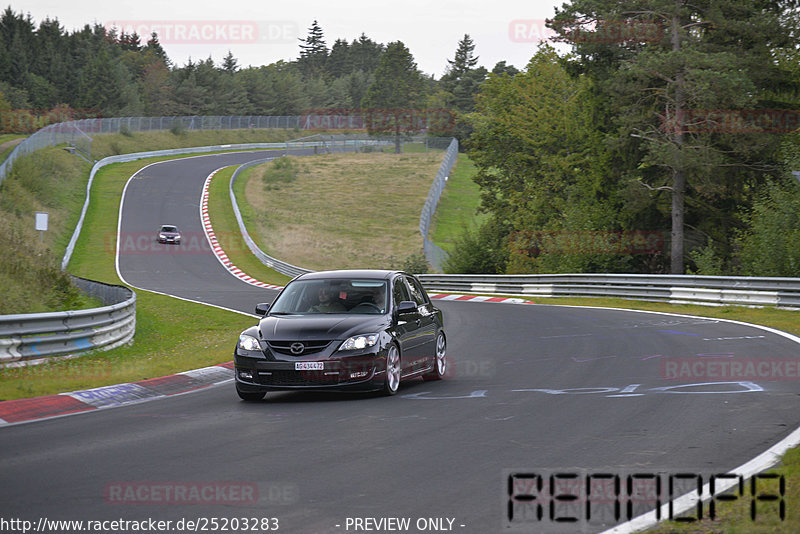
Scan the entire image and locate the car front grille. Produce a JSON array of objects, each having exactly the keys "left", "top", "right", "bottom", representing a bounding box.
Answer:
[
  {"left": 256, "top": 370, "right": 340, "bottom": 386},
  {"left": 267, "top": 340, "right": 333, "bottom": 356}
]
